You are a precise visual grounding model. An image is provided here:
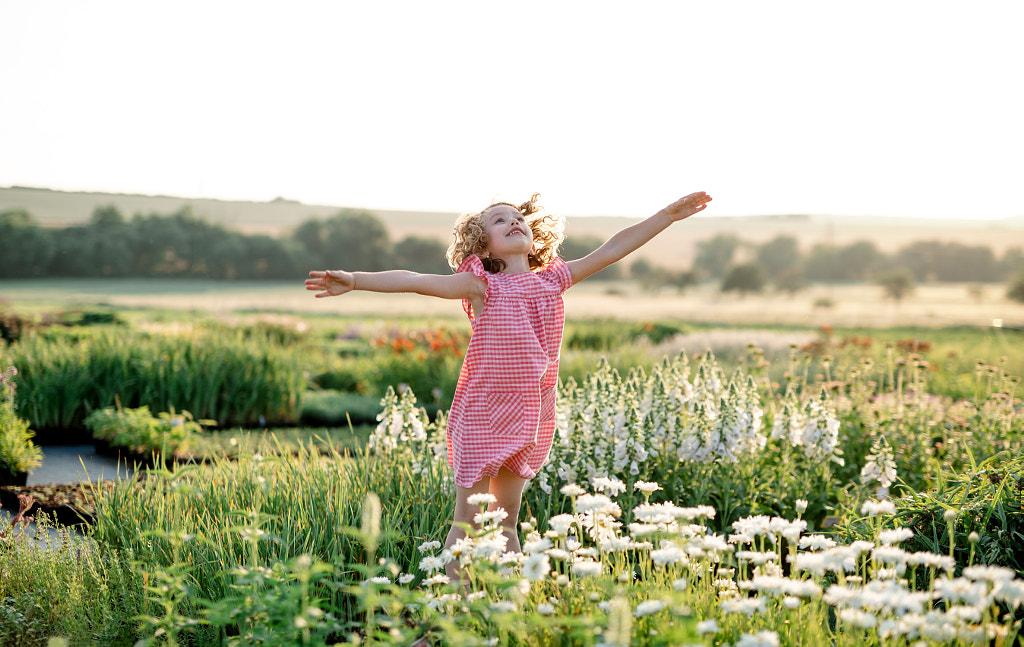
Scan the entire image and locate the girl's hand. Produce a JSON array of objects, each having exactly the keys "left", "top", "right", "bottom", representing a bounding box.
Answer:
[
  {"left": 306, "top": 269, "right": 355, "bottom": 298},
  {"left": 661, "top": 191, "right": 712, "bottom": 222}
]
